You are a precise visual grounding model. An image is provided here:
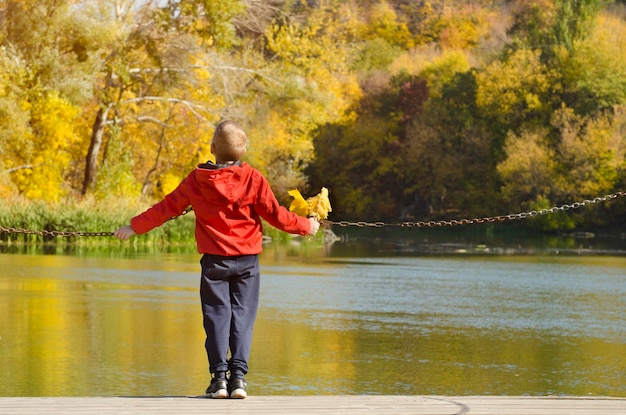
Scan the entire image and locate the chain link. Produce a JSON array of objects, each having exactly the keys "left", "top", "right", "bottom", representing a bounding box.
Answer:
[
  {"left": 321, "top": 191, "right": 626, "bottom": 228},
  {"left": 1, "top": 193, "right": 624, "bottom": 236}
]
